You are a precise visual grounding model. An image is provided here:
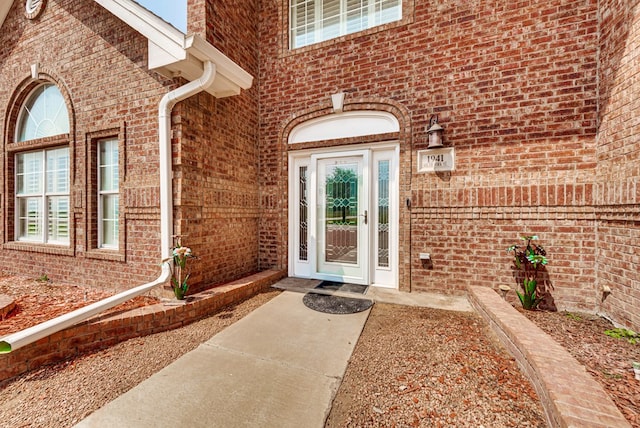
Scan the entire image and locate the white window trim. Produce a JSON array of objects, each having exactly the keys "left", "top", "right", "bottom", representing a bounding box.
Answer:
[
  {"left": 290, "top": 0, "right": 402, "bottom": 49},
  {"left": 97, "top": 138, "right": 119, "bottom": 250},
  {"left": 15, "top": 147, "right": 70, "bottom": 245}
]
